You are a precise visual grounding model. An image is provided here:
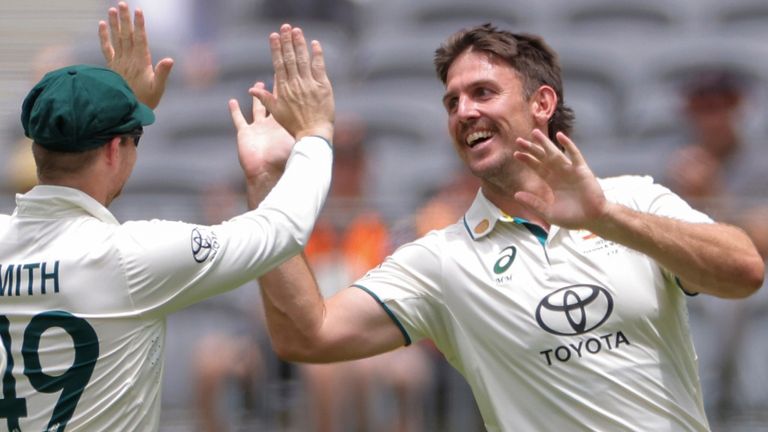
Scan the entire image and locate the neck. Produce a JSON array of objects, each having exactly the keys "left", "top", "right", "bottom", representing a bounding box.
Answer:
[{"left": 38, "top": 175, "right": 111, "bottom": 207}]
